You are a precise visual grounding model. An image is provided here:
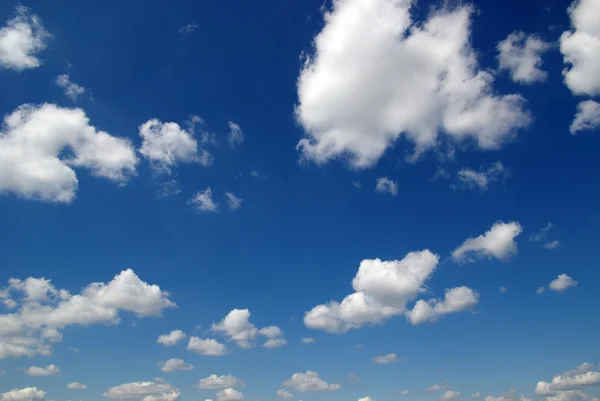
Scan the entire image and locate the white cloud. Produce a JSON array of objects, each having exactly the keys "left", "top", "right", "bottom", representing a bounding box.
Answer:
[
  {"left": 401, "top": 390, "right": 410, "bottom": 396},
  {"left": 224, "top": 193, "right": 243, "bottom": 210},
  {"left": 497, "top": 31, "right": 550, "bottom": 84},
  {"left": 158, "top": 359, "right": 194, "bottom": 373},
  {"left": 1, "top": 388, "right": 45, "bottom": 401},
  {"left": 427, "top": 385, "right": 443, "bottom": 392},
  {"left": 0, "top": 103, "right": 138, "bottom": 203},
  {"left": 67, "top": 383, "right": 87, "bottom": 390},
  {"left": 103, "top": 381, "right": 180, "bottom": 401},
  {"left": 264, "top": 338, "right": 287, "bottom": 349},
  {"left": 189, "top": 187, "right": 218, "bottom": 212},
  {"left": 178, "top": 24, "right": 198, "bottom": 35},
  {"left": 227, "top": 122, "right": 244, "bottom": 148},
  {"left": 441, "top": 391, "right": 461, "bottom": 401},
  {"left": 301, "top": 337, "right": 315, "bottom": 344},
  {"left": 277, "top": 389, "right": 293, "bottom": 399},
  {"left": 548, "top": 274, "right": 578, "bottom": 292},
  {"left": 406, "top": 286, "right": 479, "bottom": 325},
  {"left": 157, "top": 330, "right": 187, "bottom": 347},
  {"left": 544, "top": 241, "right": 561, "bottom": 250},
  {"left": 529, "top": 223, "right": 554, "bottom": 242},
  {"left": 283, "top": 371, "right": 340, "bottom": 392},
  {"left": 295, "top": 0, "right": 531, "bottom": 168},
  {"left": 452, "top": 221, "right": 522, "bottom": 263},
  {"left": 457, "top": 162, "right": 508, "bottom": 191},
  {"left": 0, "top": 6, "right": 50, "bottom": 71},
  {"left": 359, "top": 397, "right": 374, "bottom": 401},
  {"left": 546, "top": 390, "right": 600, "bottom": 401},
  {"left": 216, "top": 389, "right": 243, "bottom": 401},
  {"left": 536, "top": 363, "right": 600, "bottom": 395},
  {"left": 372, "top": 353, "right": 399, "bottom": 364},
  {"left": 24, "top": 364, "right": 60, "bottom": 376},
  {"left": 68, "top": 347, "right": 80, "bottom": 353},
  {"left": 198, "top": 375, "right": 245, "bottom": 389},
  {"left": 570, "top": 100, "right": 600, "bottom": 134},
  {"left": 186, "top": 337, "right": 227, "bottom": 356},
  {"left": 560, "top": 0, "right": 600, "bottom": 95},
  {"left": 304, "top": 250, "right": 440, "bottom": 333},
  {"left": 55, "top": 75, "right": 86, "bottom": 101},
  {"left": 537, "top": 287, "right": 546, "bottom": 294},
  {"left": 375, "top": 177, "right": 398, "bottom": 196},
  {"left": 139, "top": 119, "right": 212, "bottom": 174},
  {"left": 499, "top": 286, "right": 508, "bottom": 293},
  {"left": 0, "top": 269, "right": 174, "bottom": 359},
  {"left": 211, "top": 309, "right": 285, "bottom": 348},
  {"left": 472, "top": 393, "right": 483, "bottom": 399}
]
